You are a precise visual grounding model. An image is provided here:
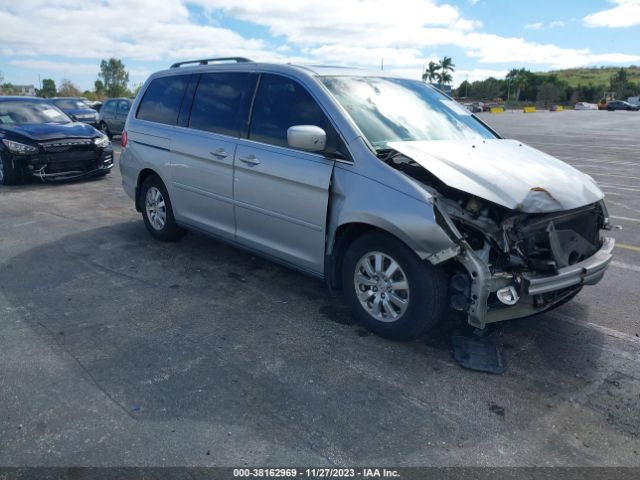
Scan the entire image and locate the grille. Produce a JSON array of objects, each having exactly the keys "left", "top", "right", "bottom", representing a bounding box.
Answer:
[
  {"left": 41, "top": 139, "right": 94, "bottom": 153},
  {"left": 518, "top": 205, "right": 601, "bottom": 271},
  {"left": 33, "top": 139, "right": 103, "bottom": 174}
]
